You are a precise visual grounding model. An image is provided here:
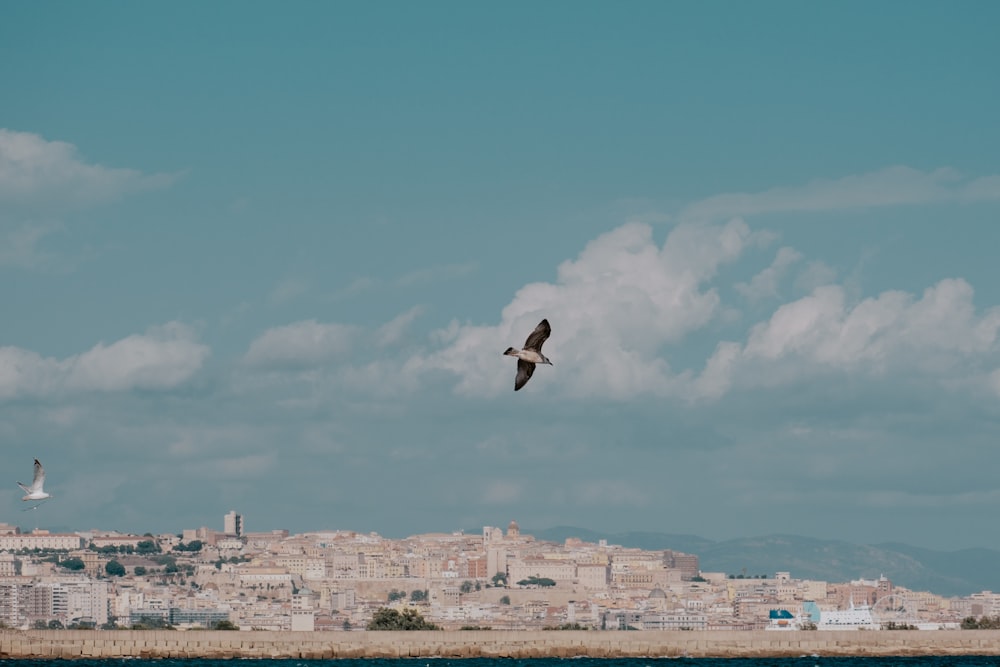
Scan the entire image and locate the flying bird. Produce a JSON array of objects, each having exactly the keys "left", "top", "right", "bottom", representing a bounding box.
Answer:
[
  {"left": 18, "top": 458, "right": 51, "bottom": 509},
  {"left": 503, "top": 318, "right": 553, "bottom": 391}
]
